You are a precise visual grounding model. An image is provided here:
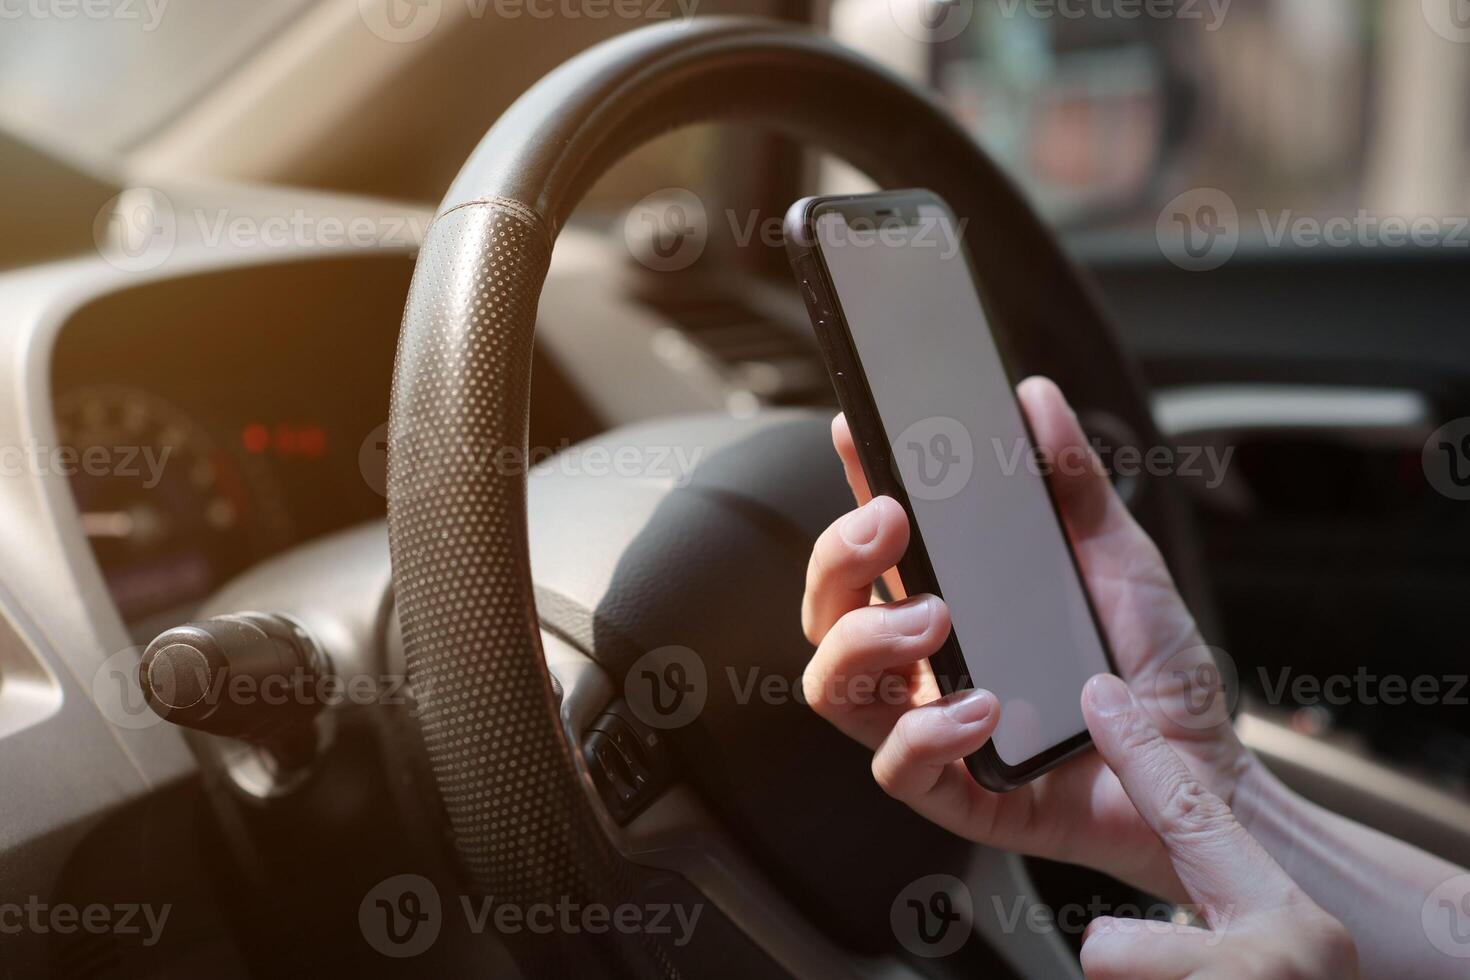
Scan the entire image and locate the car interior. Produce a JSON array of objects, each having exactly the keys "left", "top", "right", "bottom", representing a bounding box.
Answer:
[{"left": 2, "top": 1, "right": 1469, "bottom": 977}]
